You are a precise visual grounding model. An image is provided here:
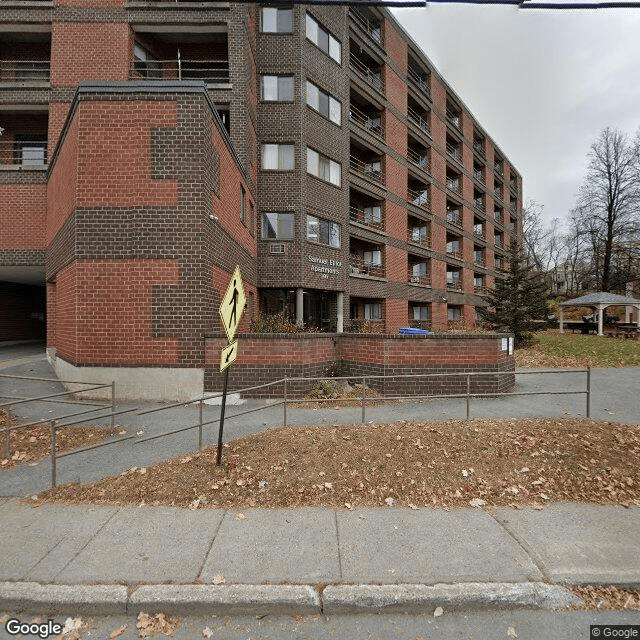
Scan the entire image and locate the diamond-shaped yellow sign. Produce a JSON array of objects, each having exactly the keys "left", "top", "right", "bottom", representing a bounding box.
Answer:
[
  {"left": 220, "top": 340, "right": 238, "bottom": 373},
  {"left": 219, "top": 265, "right": 246, "bottom": 343}
]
